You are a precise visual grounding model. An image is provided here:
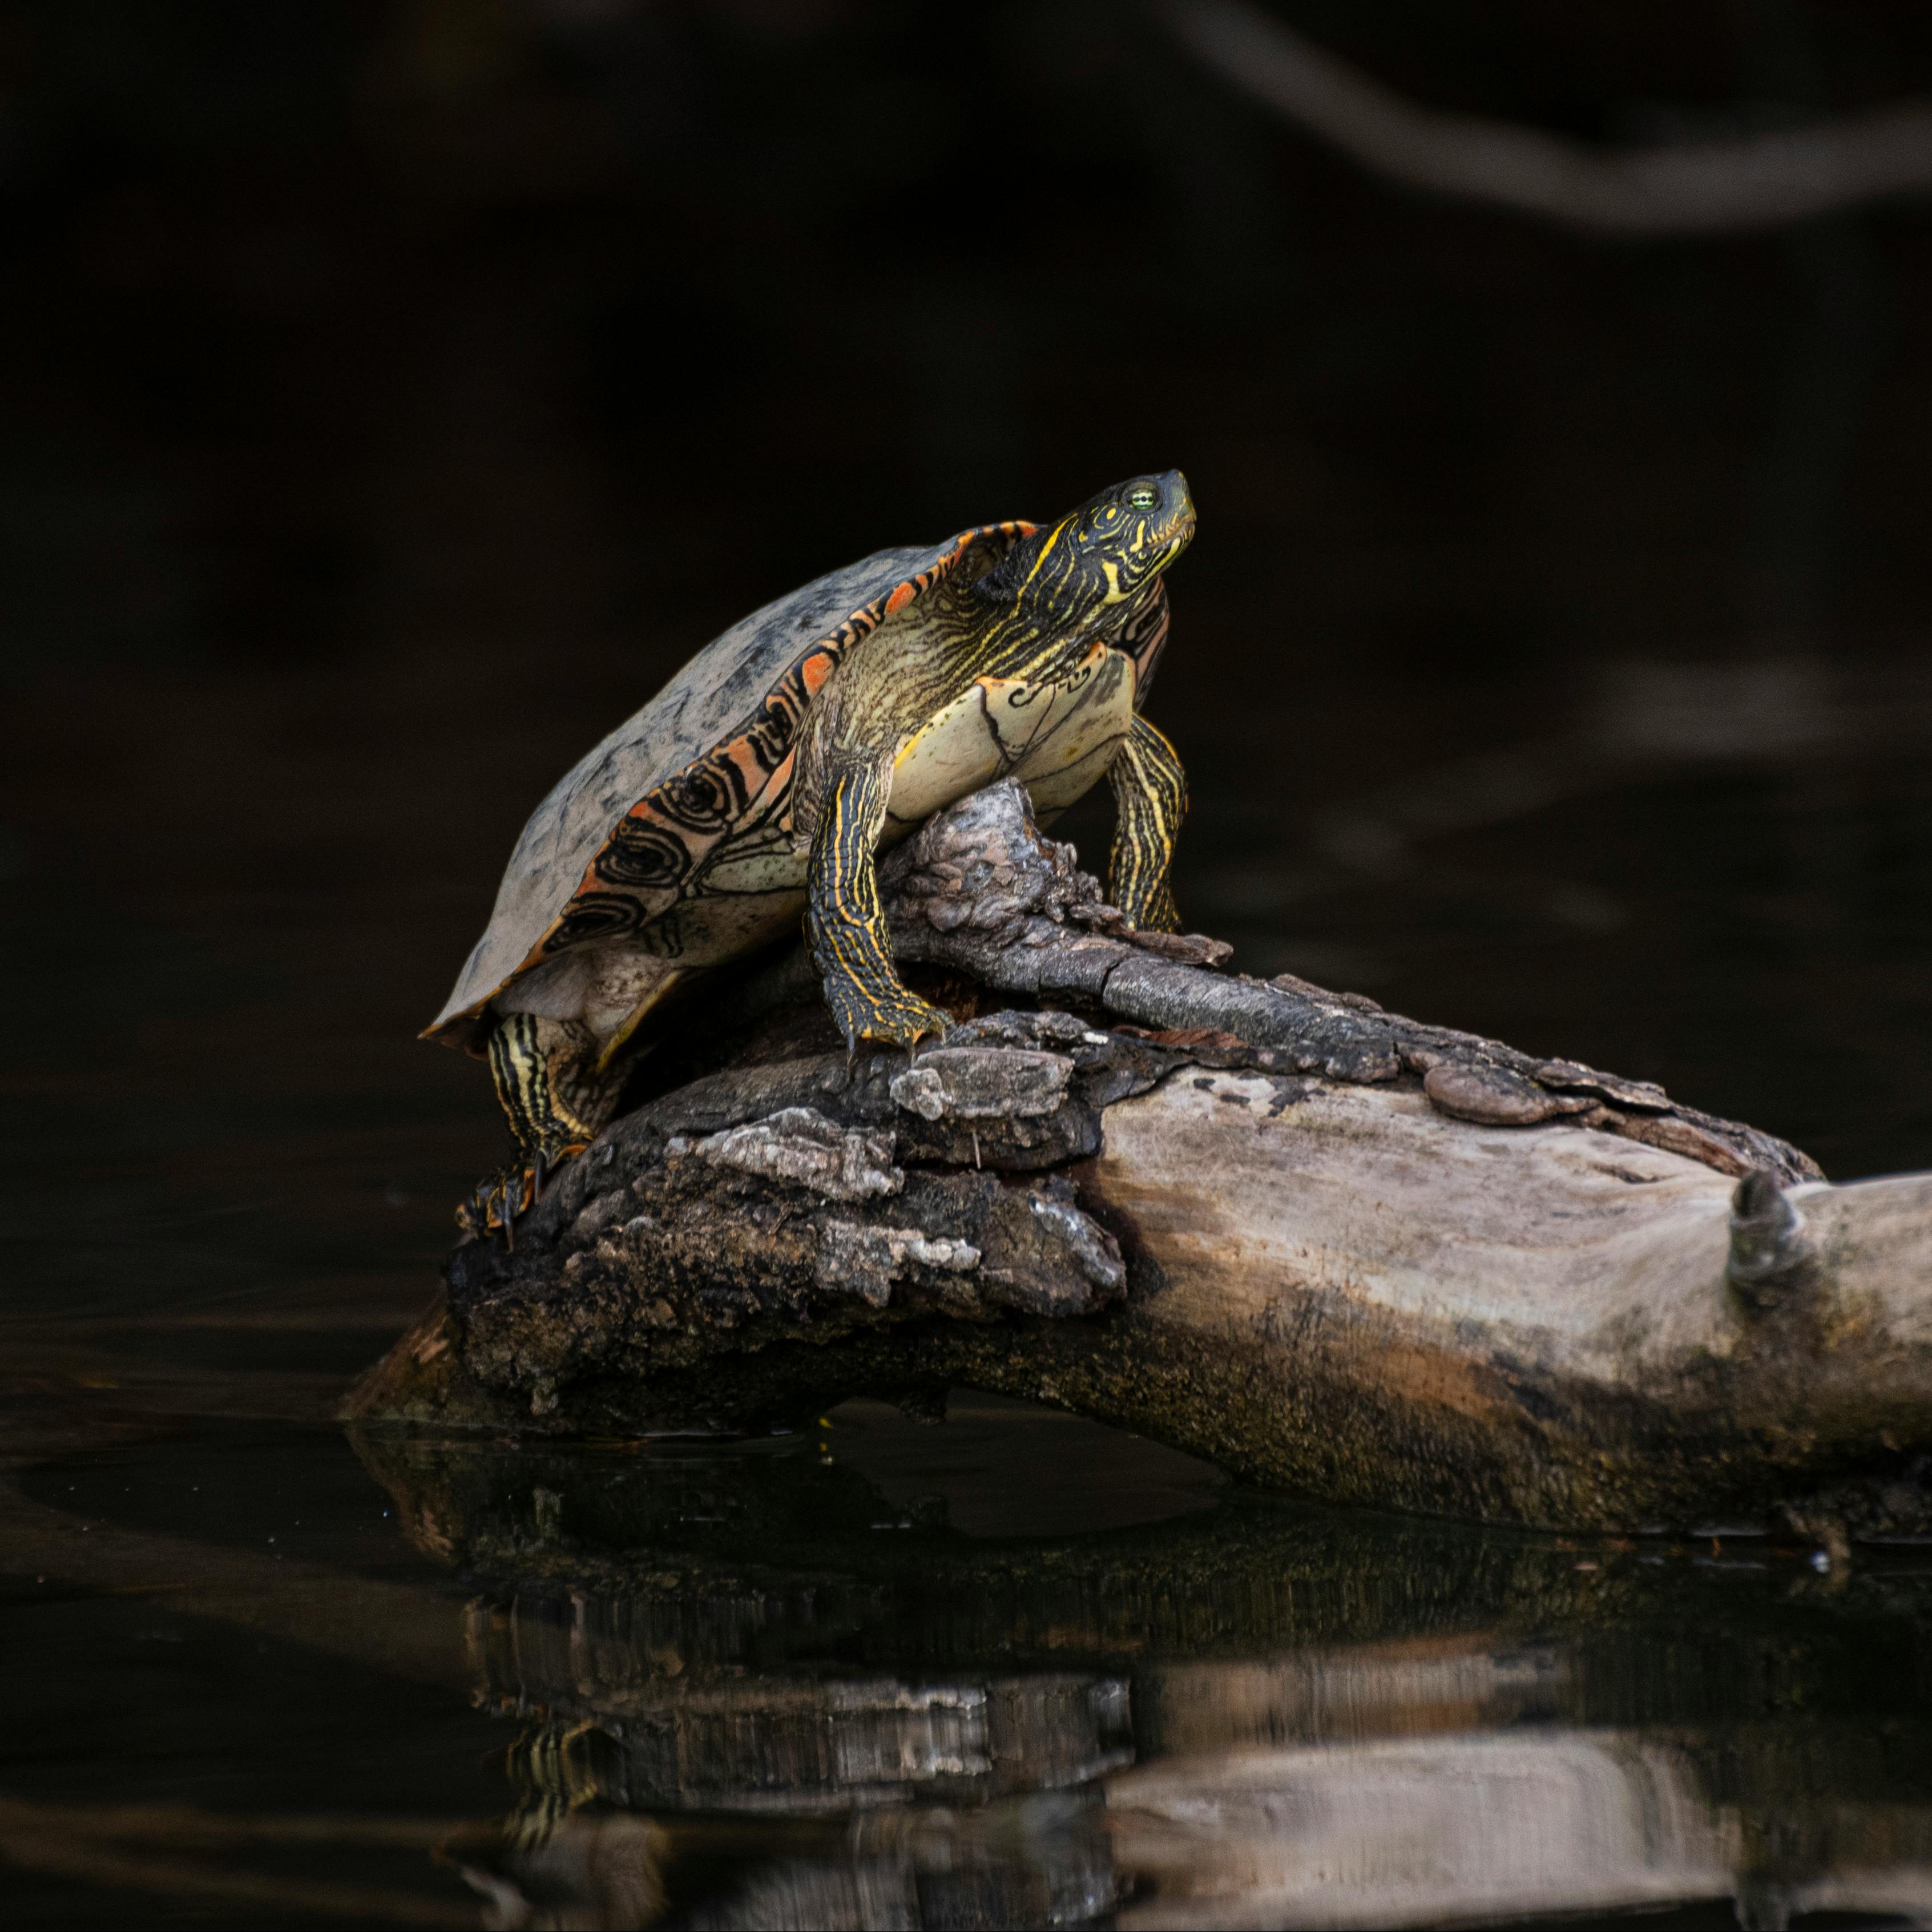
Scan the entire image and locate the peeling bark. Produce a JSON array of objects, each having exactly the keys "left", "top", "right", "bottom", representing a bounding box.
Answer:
[{"left": 348, "top": 783, "right": 1932, "bottom": 1537}]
